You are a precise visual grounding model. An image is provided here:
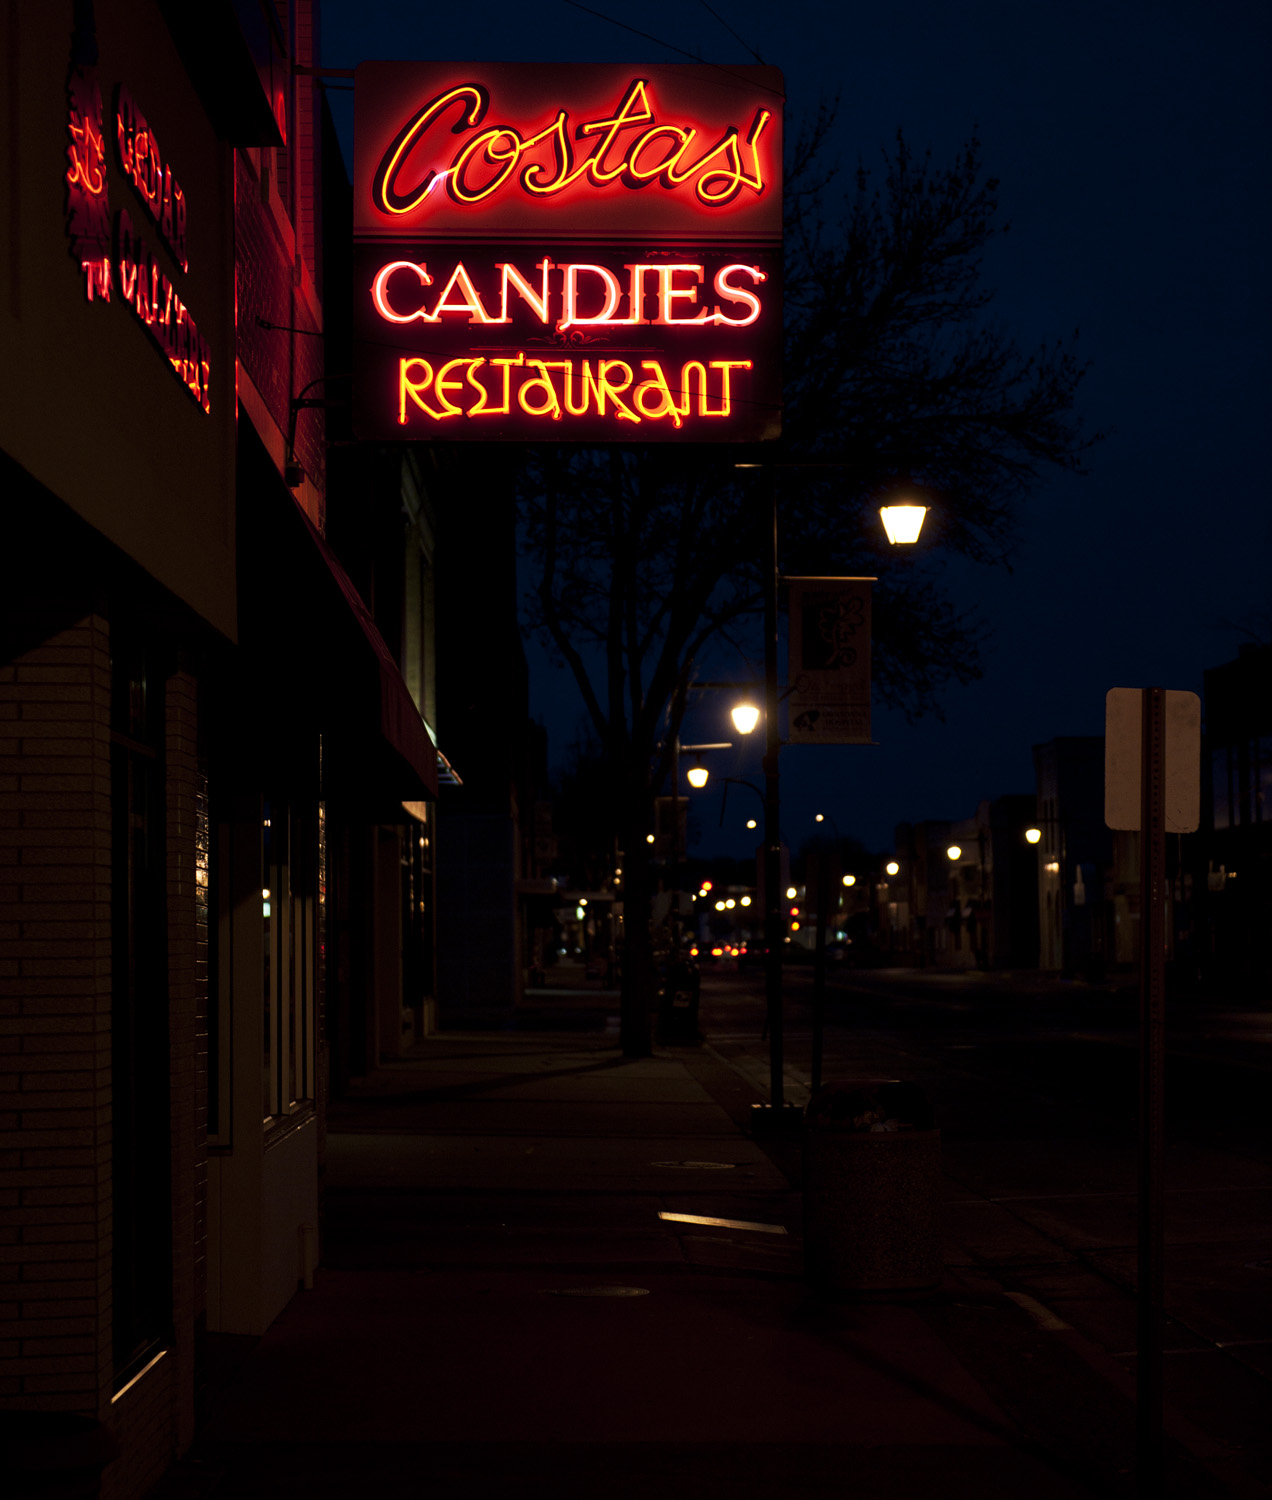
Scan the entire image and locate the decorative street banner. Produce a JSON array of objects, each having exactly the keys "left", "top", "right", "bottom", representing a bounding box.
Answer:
[
  {"left": 786, "top": 578, "right": 874, "bottom": 745},
  {"left": 353, "top": 62, "right": 783, "bottom": 442}
]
